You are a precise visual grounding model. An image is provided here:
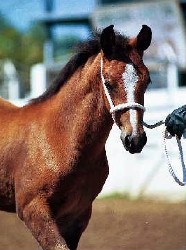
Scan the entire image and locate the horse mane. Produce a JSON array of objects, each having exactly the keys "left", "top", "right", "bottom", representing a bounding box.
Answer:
[{"left": 30, "top": 31, "right": 129, "bottom": 104}]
